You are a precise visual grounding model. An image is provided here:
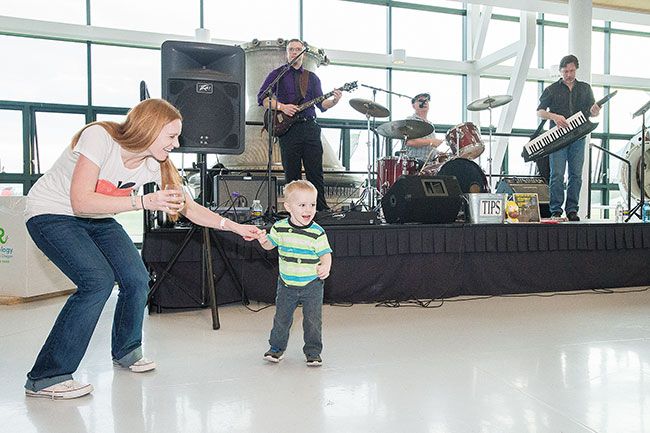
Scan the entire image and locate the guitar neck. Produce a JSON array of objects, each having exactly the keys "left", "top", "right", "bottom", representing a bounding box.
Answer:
[
  {"left": 296, "top": 89, "right": 337, "bottom": 113},
  {"left": 596, "top": 90, "right": 617, "bottom": 107}
]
